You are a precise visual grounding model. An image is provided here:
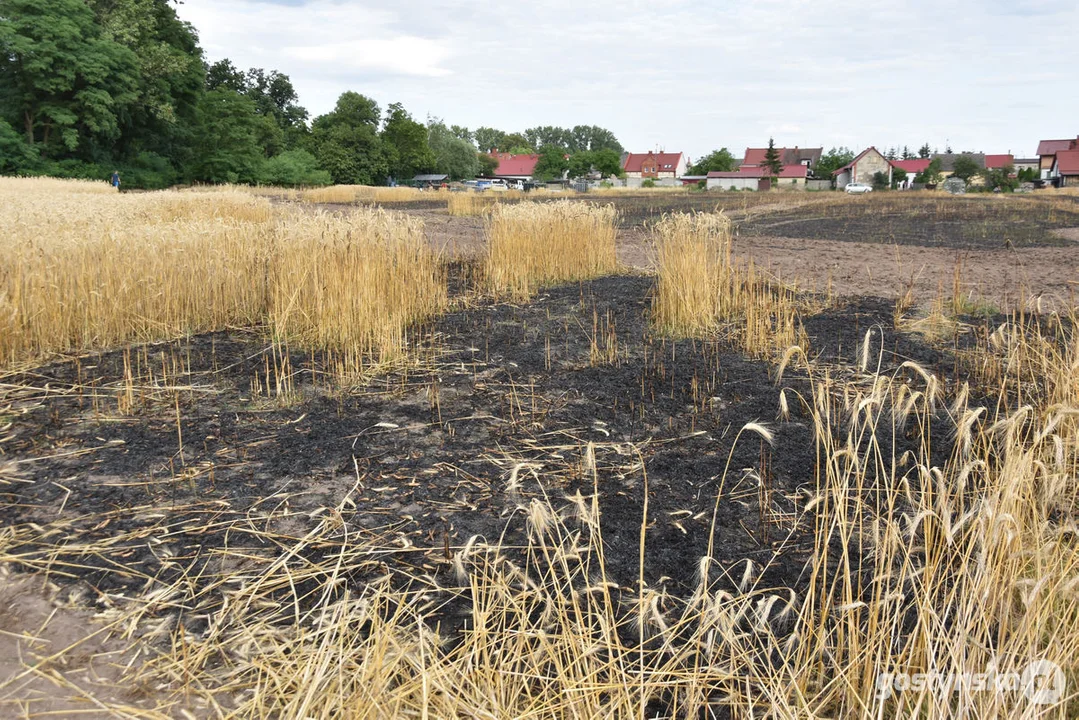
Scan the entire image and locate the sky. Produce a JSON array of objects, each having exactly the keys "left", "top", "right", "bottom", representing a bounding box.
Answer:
[{"left": 175, "top": 0, "right": 1079, "bottom": 162}]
